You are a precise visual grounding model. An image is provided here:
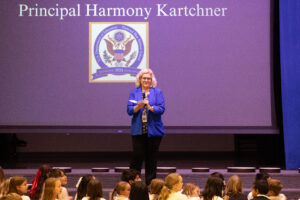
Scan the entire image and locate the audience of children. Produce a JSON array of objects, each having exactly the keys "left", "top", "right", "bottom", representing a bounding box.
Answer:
[{"left": 0, "top": 166, "right": 294, "bottom": 200}]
